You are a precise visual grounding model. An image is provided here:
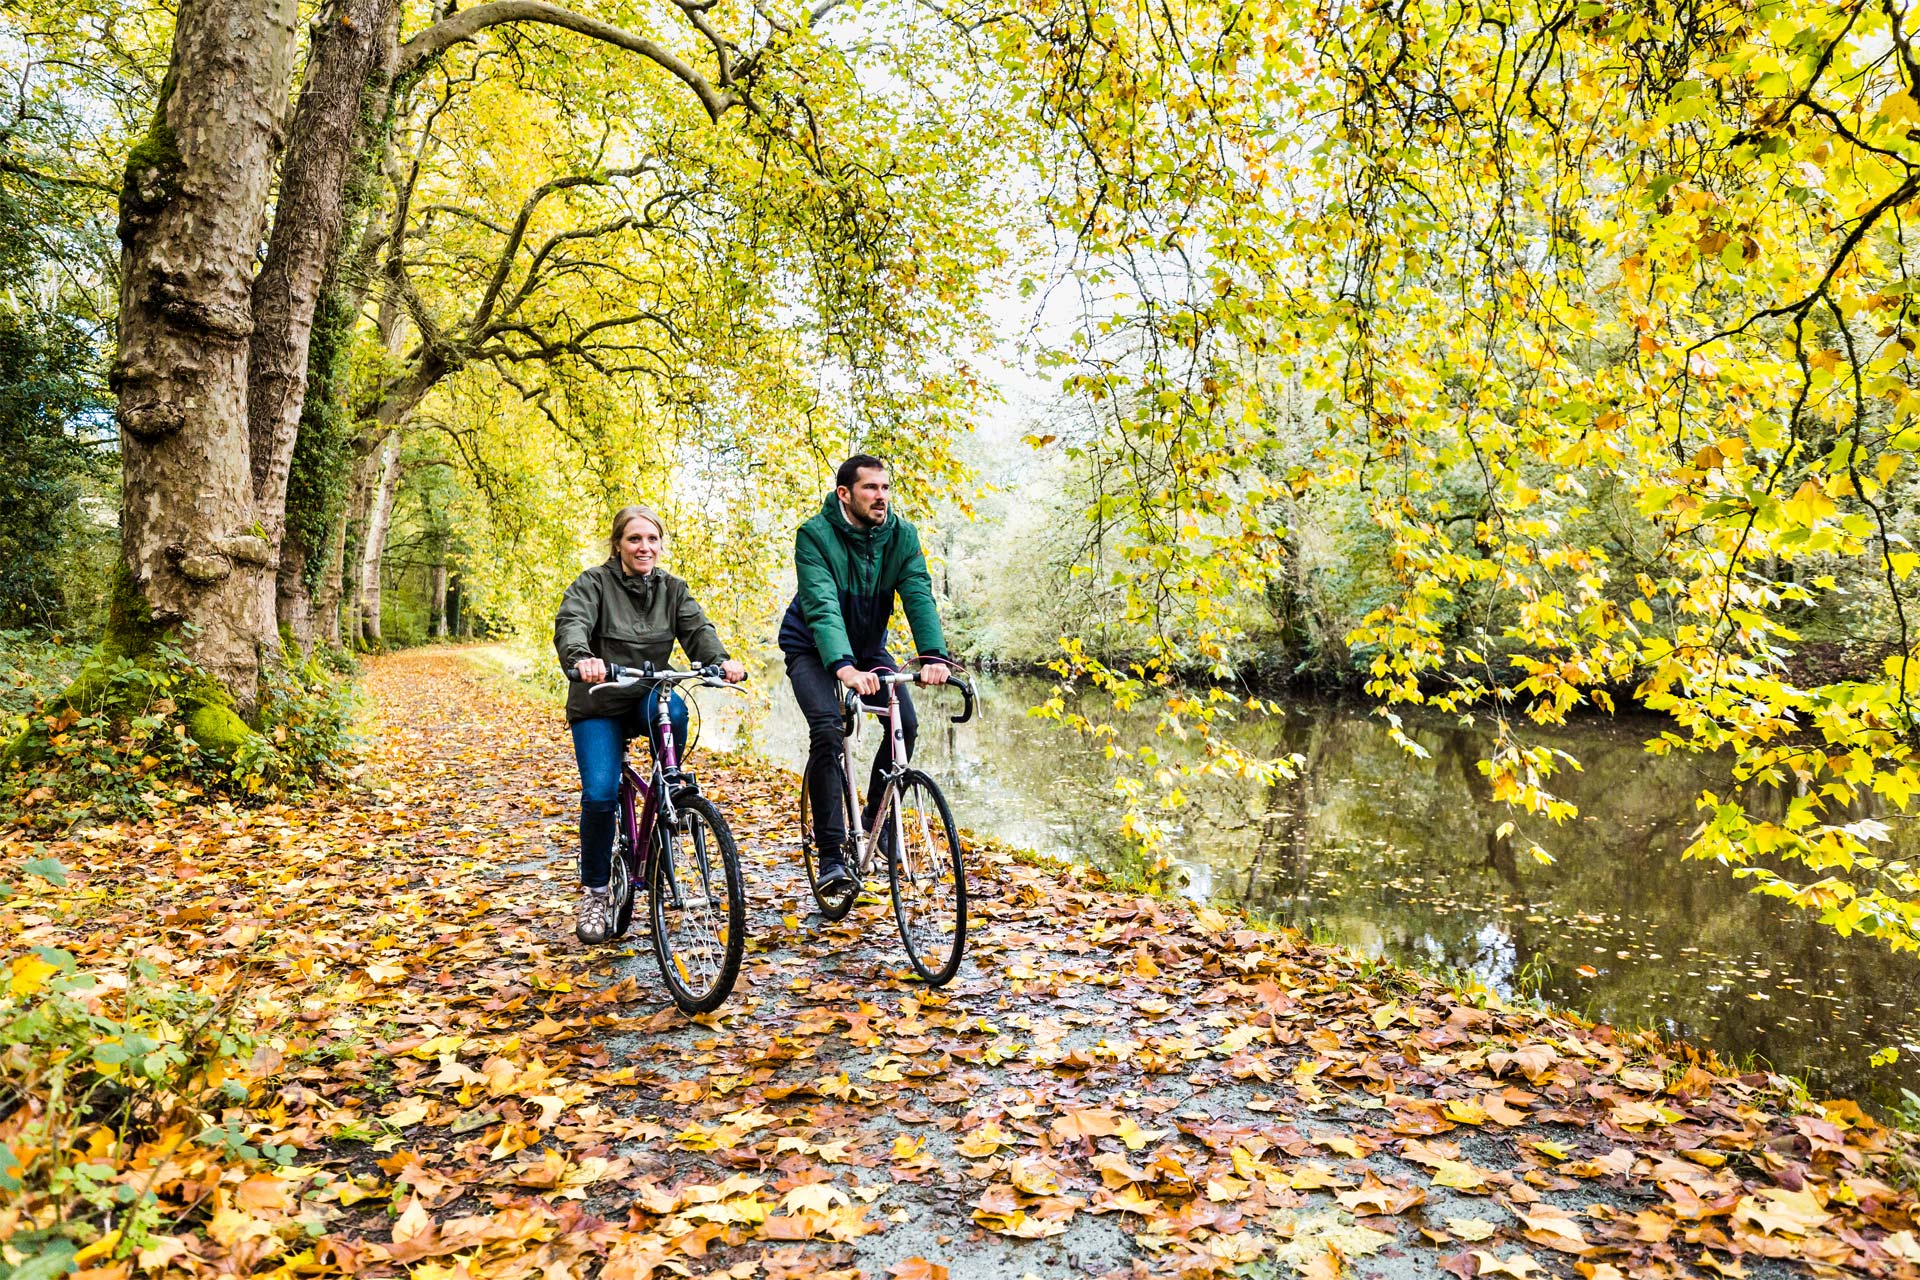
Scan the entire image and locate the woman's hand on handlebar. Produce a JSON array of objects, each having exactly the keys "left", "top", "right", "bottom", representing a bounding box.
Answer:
[
  {"left": 720, "top": 659, "right": 747, "bottom": 684},
  {"left": 576, "top": 657, "right": 609, "bottom": 684}
]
